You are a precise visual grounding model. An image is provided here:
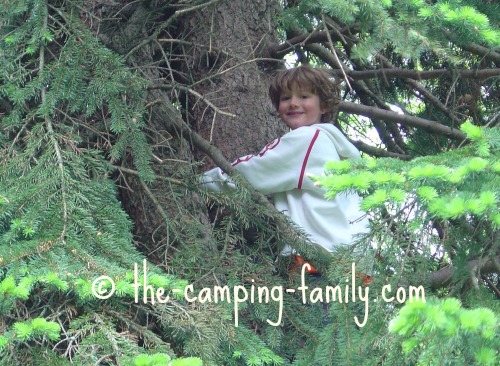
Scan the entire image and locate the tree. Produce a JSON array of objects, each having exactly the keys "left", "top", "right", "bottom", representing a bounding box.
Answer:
[{"left": 0, "top": 0, "right": 499, "bottom": 365}]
